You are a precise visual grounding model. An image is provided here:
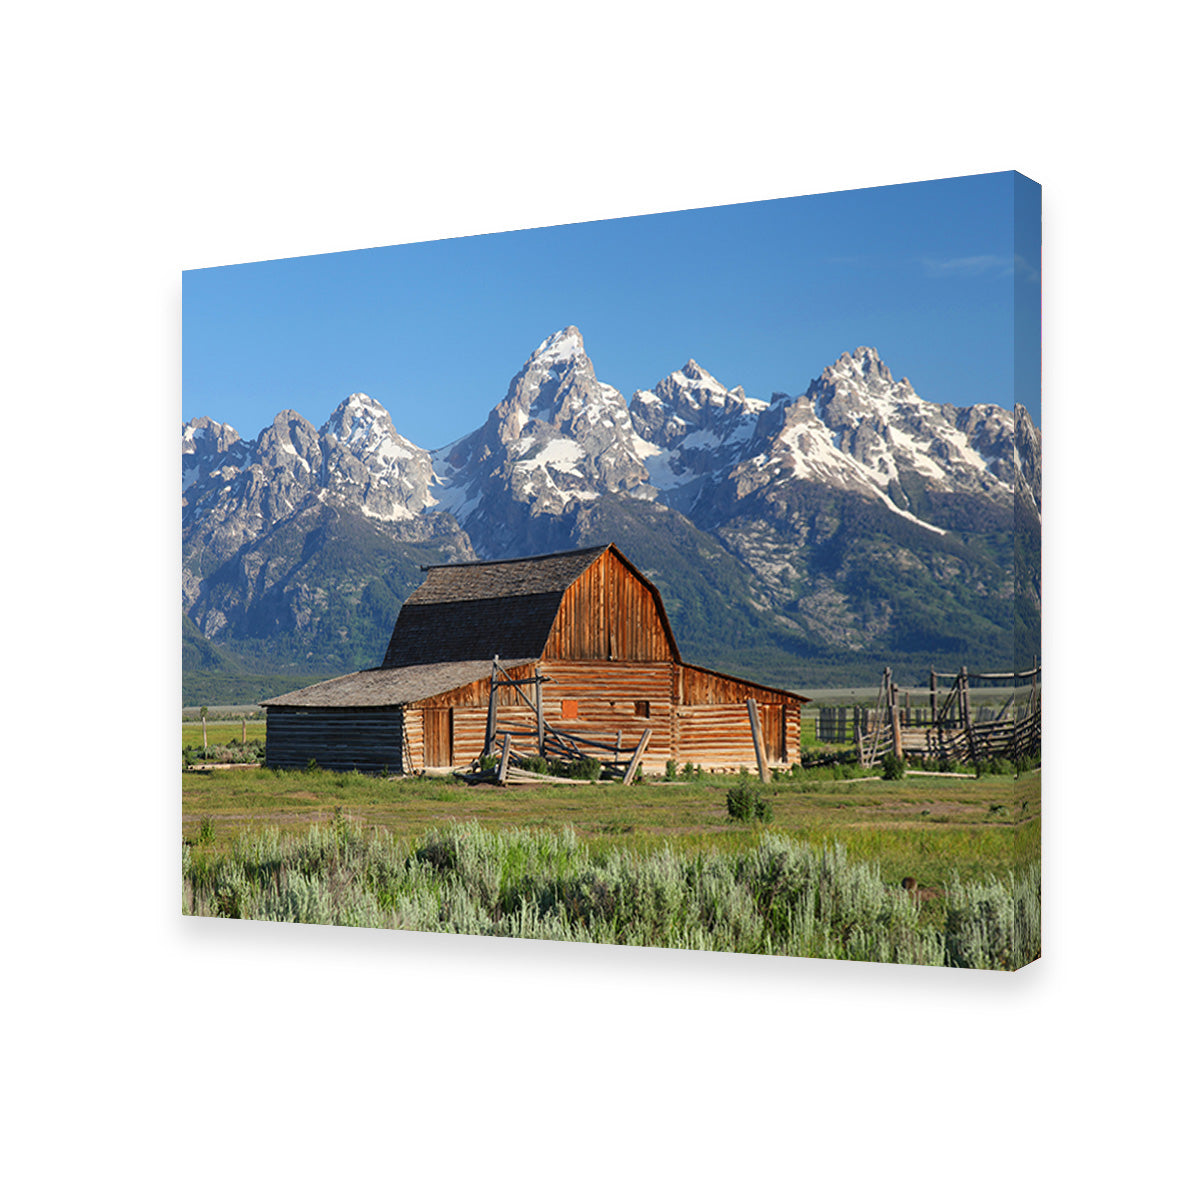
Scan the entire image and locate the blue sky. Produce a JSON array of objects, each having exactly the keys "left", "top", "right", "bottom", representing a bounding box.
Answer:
[{"left": 183, "top": 171, "right": 1040, "bottom": 447}]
